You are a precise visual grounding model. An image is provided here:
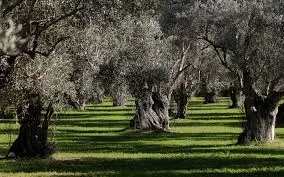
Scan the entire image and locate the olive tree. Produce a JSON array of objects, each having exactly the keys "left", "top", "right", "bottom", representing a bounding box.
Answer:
[
  {"left": 198, "top": 49, "right": 230, "bottom": 104},
  {"left": 158, "top": 0, "right": 207, "bottom": 119},
  {"left": 63, "top": 24, "right": 107, "bottom": 110},
  {"left": 194, "top": 0, "right": 284, "bottom": 144},
  {"left": 0, "top": 0, "right": 82, "bottom": 158},
  {"left": 171, "top": 69, "right": 200, "bottom": 118},
  {"left": 115, "top": 14, "right": 201, "bottom": 131}
]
